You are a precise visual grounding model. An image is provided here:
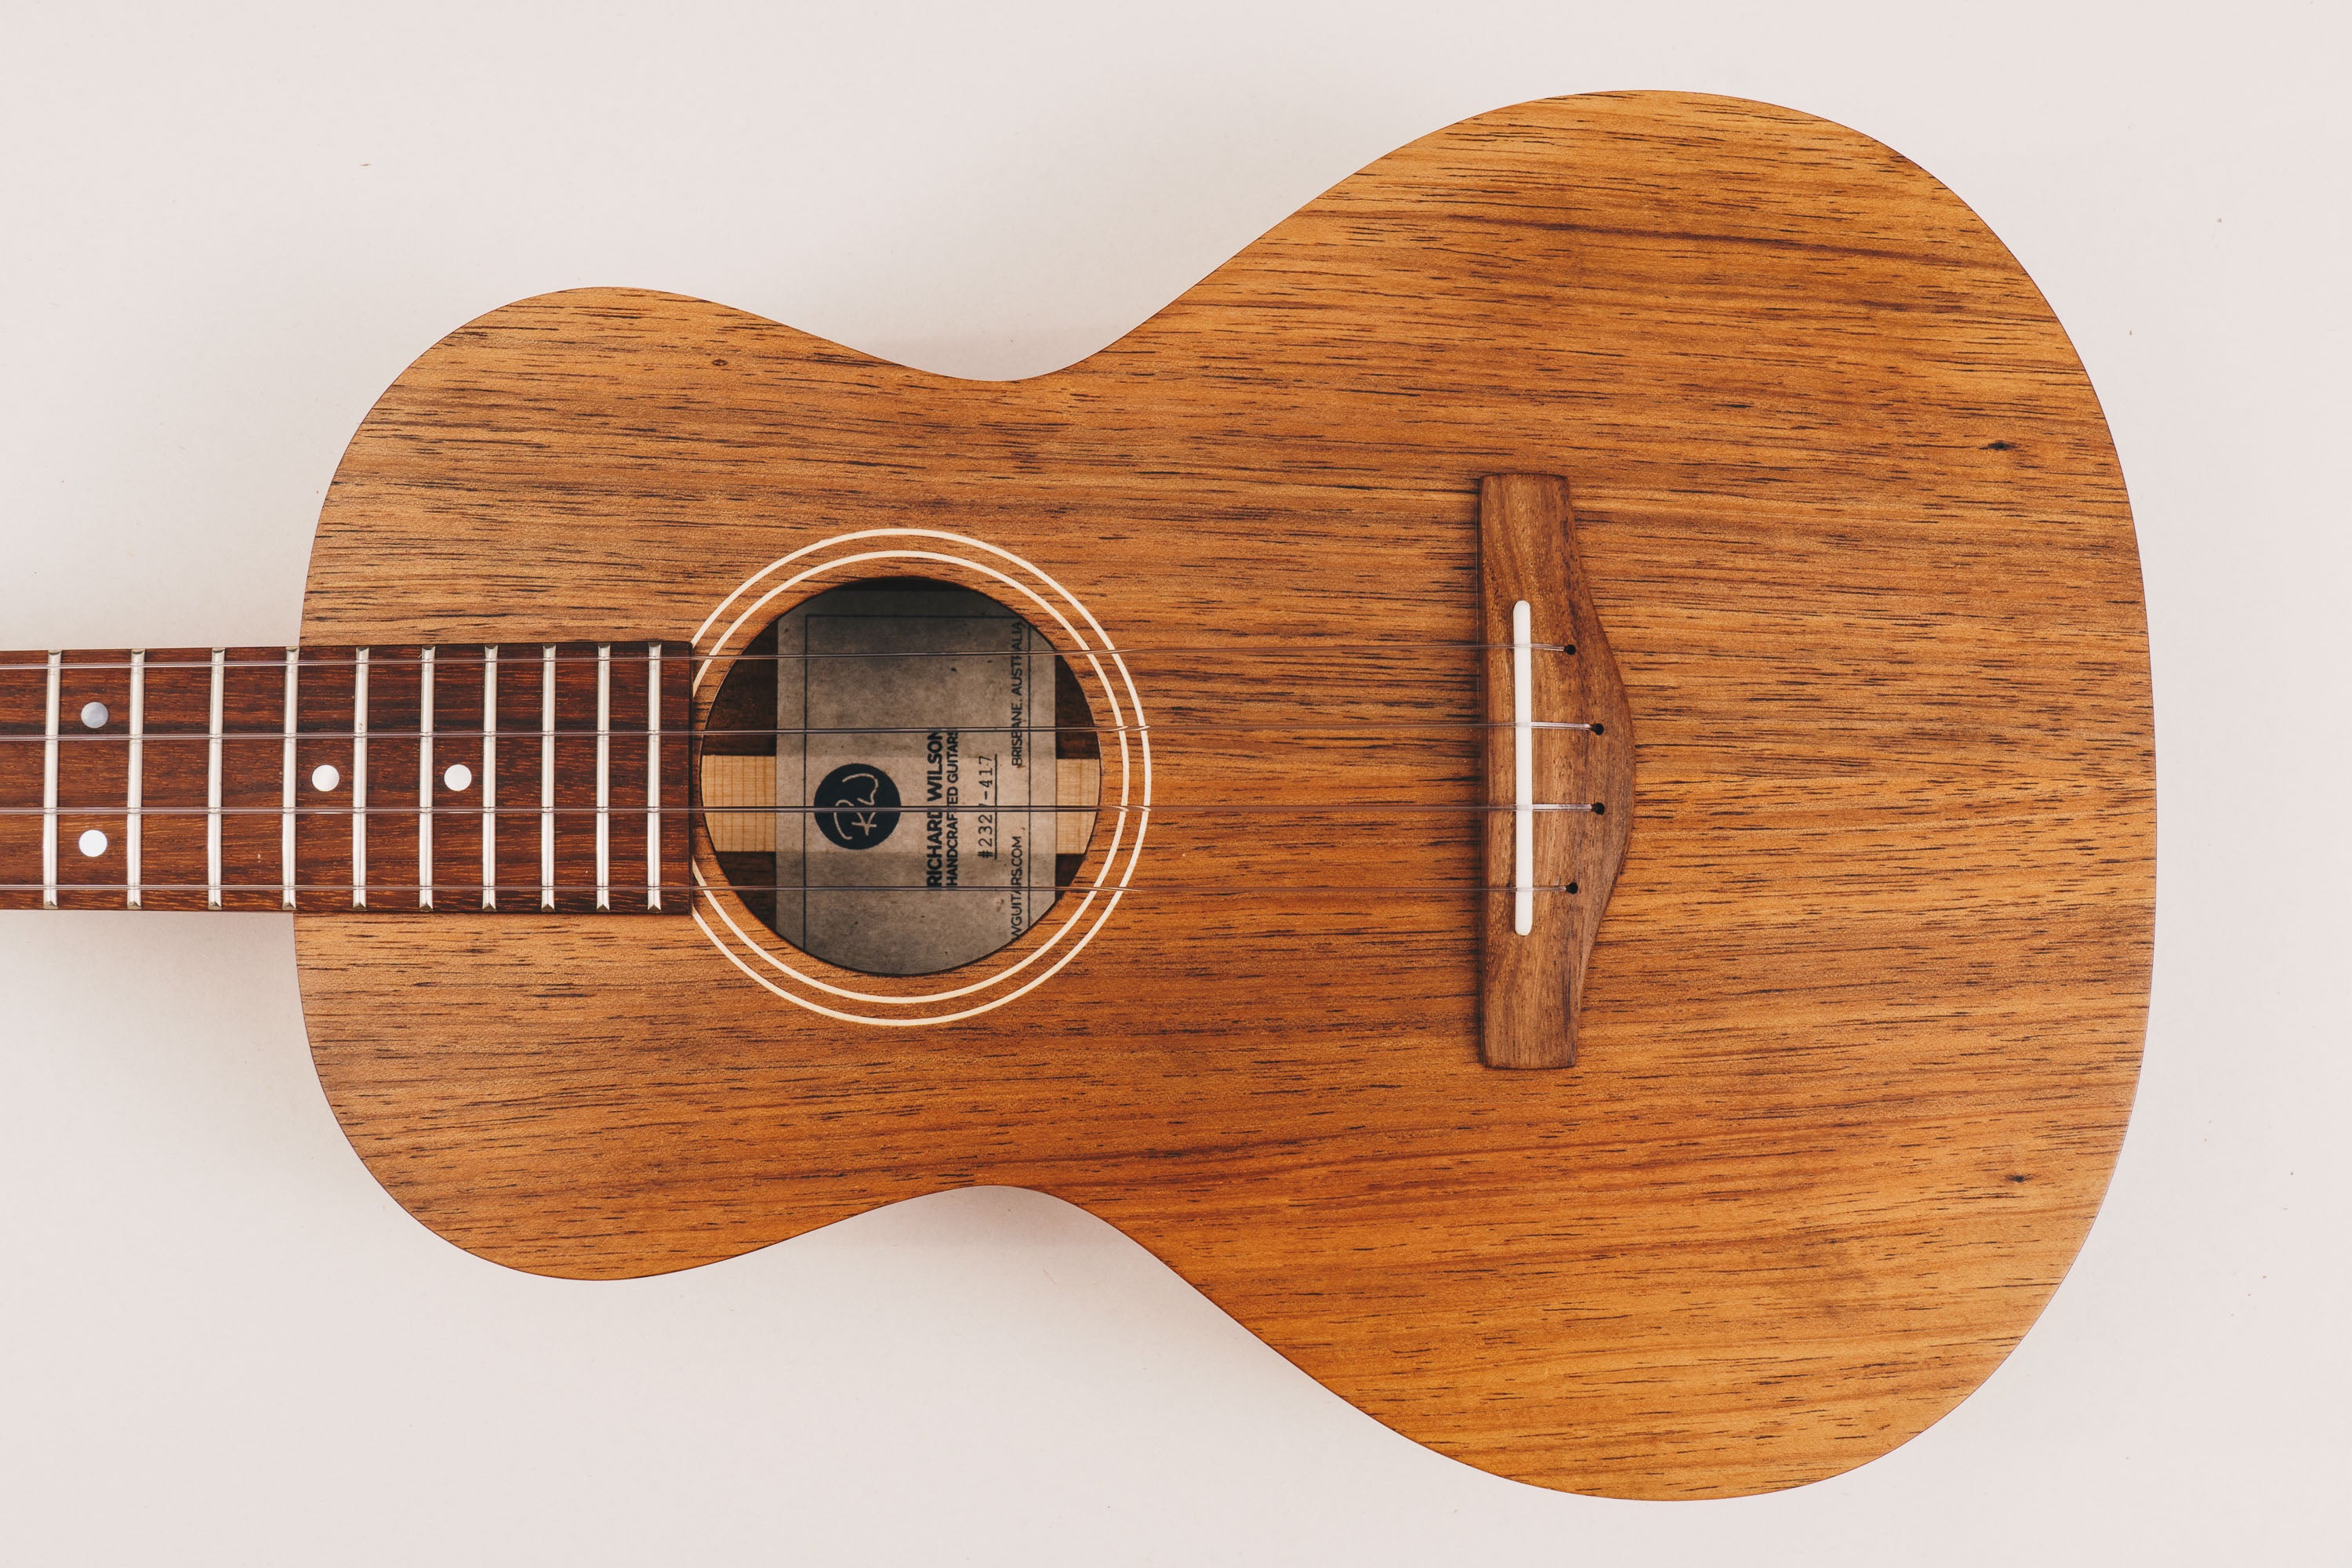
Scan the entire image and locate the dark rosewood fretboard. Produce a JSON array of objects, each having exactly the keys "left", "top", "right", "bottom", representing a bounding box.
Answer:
[{"left": 0, "top": 645, "right": 689, "bottom": 913}]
